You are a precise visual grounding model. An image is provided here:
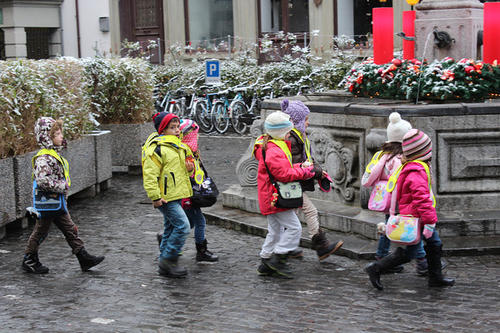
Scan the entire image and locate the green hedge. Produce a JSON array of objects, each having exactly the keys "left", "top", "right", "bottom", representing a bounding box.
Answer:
[
  {"left": 0, "top": 58, "right": 91, "bottom": 158},
  {"left": 0, "top": 57, "right": 155, "bottom": 158}
]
